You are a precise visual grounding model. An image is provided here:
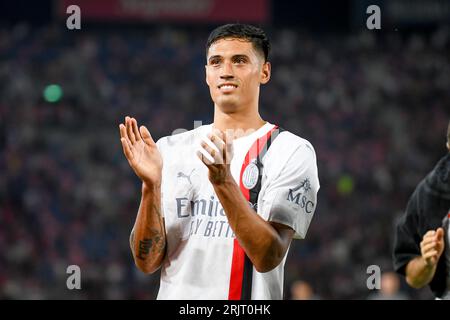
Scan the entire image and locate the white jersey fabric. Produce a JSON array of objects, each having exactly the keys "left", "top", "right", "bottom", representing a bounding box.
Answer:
[{"left": 155, "top": 122, "right": 320, "bottom": 300}]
